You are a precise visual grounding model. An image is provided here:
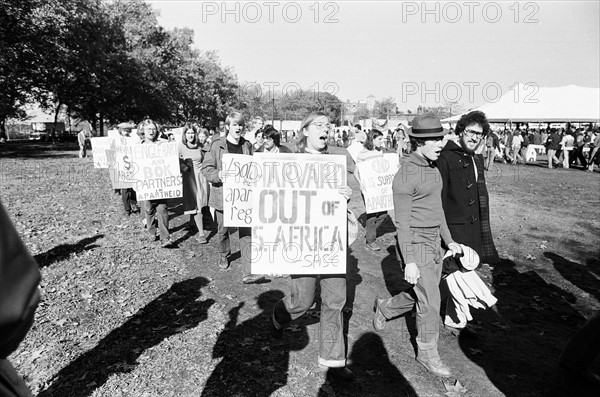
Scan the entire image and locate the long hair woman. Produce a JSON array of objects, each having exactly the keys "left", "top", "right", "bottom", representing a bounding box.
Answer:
[
  {"left": 356, "top": 129, "right": 390, "bottom": 251},
  {"left": 138, "top": 119, "right": 172, "bottom": 247},
  {"left": 269, "top": 111, "right": 354, "bottom": 382},
  {"left": 179, "top": 123, "right": 209, "bottom": 244}
]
